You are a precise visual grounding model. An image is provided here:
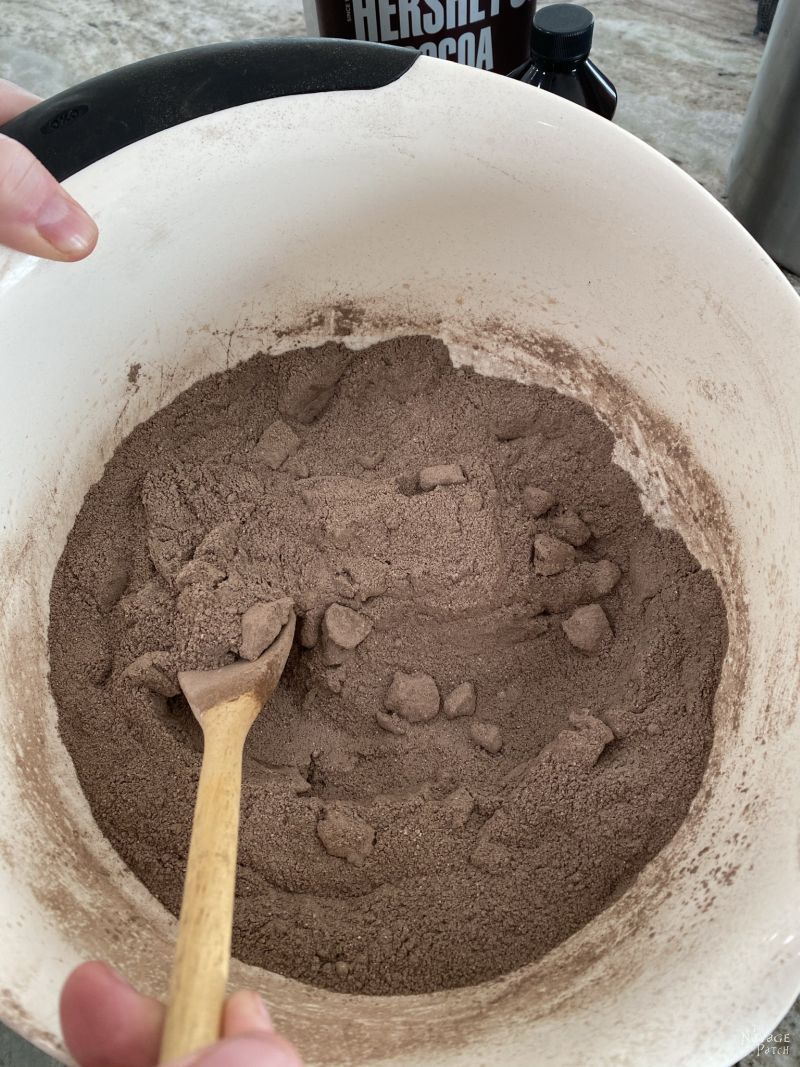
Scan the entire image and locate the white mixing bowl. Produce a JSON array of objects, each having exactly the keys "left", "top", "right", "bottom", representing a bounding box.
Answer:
[{"left": 0, "top": 38, "right": 798, "bottom": 1067}]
